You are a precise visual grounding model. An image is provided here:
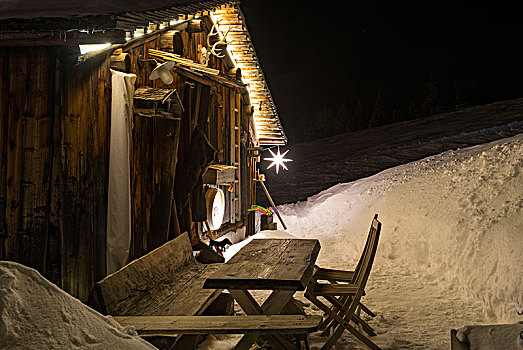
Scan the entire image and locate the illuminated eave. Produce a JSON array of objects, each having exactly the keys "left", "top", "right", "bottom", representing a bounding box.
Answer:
[{"left": 210, "top": 5, "right": 287, "bottom": 146}]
